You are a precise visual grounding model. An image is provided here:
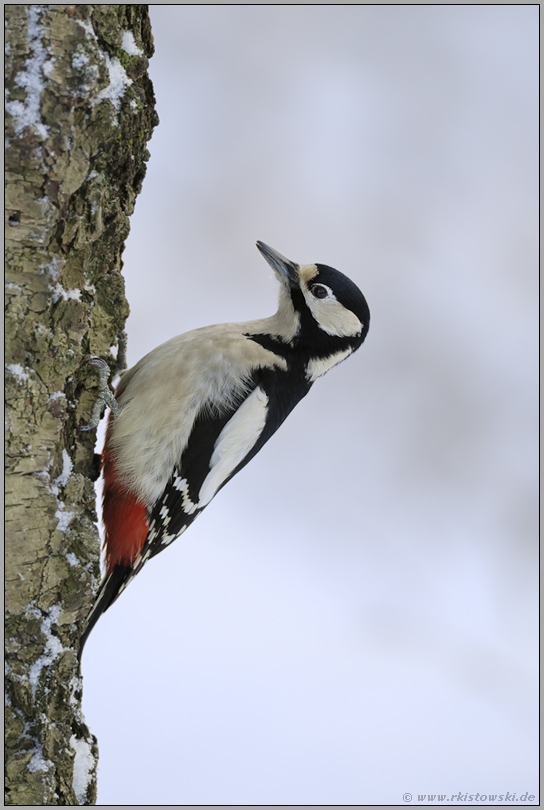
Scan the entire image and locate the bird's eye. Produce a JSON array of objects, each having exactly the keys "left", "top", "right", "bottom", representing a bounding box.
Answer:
[{"left": 311, "top": 284, "right": 329, "bottom": 299}]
